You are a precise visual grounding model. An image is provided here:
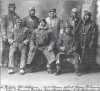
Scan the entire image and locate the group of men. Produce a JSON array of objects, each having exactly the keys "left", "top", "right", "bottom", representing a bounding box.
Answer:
[{"left": 0, "top": 2, "right": 97, "bottom": 76}]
